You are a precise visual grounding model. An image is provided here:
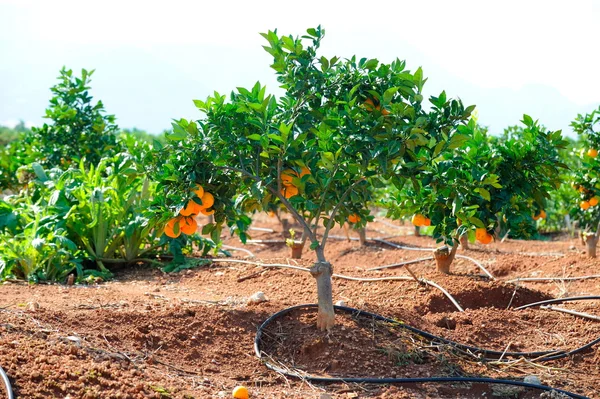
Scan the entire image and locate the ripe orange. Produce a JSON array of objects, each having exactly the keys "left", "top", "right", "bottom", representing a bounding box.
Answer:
[
  {"left": 422, "top": 218, "right": 431, "bottom": 226},
  {"left": 281, "top": 185, "right": 299, "bottom": 199},
  {"left": 192, "top": 184, "right": 204, "bottom": 198},
  {"left": 411, "top": 214, "right": 427, "bottom": 226},
  {"left": 199, "top": 192, "right": 214, "bottom": 209},
  {"left": 200, "top": 208, "right": 215, "bottom": 216},
  {"left": 164, "top": 217, "right": 182, "bottom": 238},
  {"left": 348, "top": 214, "right": 360, "bottom": 223},
  {"left": 478, "top": 233, "right": 493, "bottom": 244},
  {"left": 581, "top": 201, "right": 591, "bottom": 210},
  {"left": 179, "top": 216, "right": 198, "bottom": 235},
  {"left": 268, "top": 210, "right": 276, "bottom": 218},
  {"left": 364, "top": 98, "right": 377, "bottom": 111},
  {"left": 281, "top": 169, "right": 296, "bottom": 186},
  {"left": 299, "top": 166, "right": 311, "bottom": 178},
  {"left": 533, "top": 210, "right": 546, "bottom": 220},
  {"left": 590, "top": 197, "right": 599, "bottom": 207},
  {"left": 588, "top": 149, "right": 598, "bottom": 158},
  {"left": 180, "top": 200, "right": 202, "bottom": 217},
  {"left": 475, "top": 228, "right": 488, "bottom": 241},
  {"left": 232, "top": 386, "right": 249, "bottom": 399}
]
